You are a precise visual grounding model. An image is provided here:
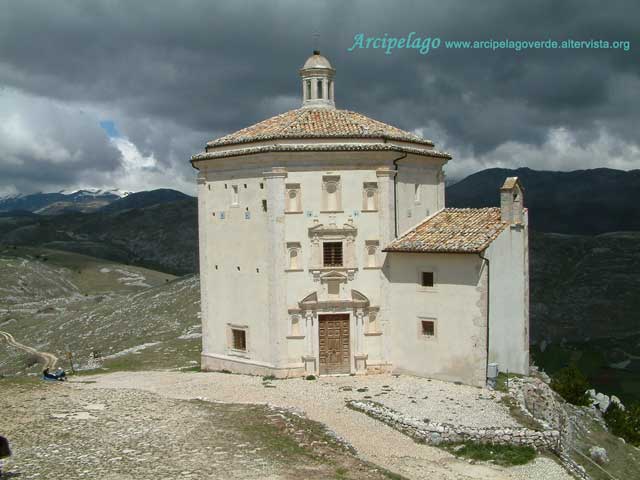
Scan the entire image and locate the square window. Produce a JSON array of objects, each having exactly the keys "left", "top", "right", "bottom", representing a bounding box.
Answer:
[
  {"left": 323, "top": 242, "right": 343, "bottom": 267},
  {"left": 232, "top": 329, "right": 246, "bottom": 351},
  {"left": 421, "top": 320, "right": 435, "bottom": 337},
  {"left": 421, "top": 271, "right": 434, "bottom": 287}
]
